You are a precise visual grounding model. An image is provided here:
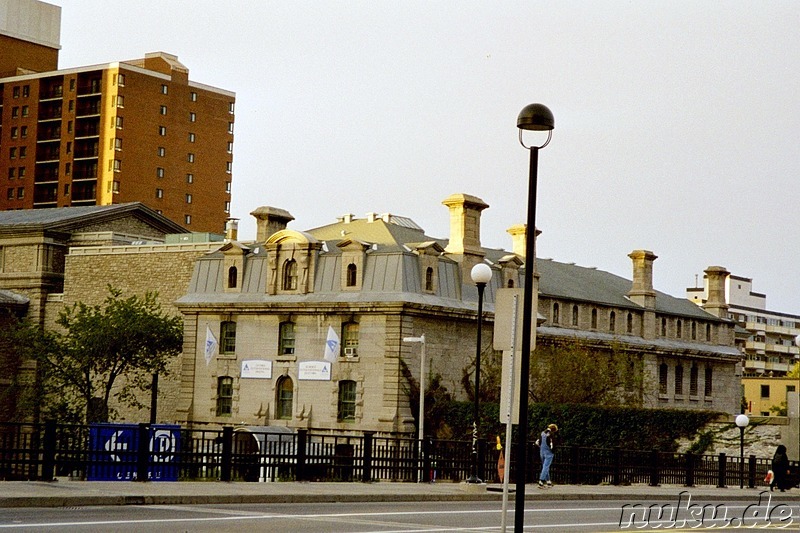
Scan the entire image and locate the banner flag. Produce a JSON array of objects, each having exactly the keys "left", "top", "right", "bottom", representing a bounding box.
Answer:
[
  {"left": 323, "top": 325, "right": 340, "bottom": 362},
  {"left": 204, "top": 326, "right": 218, "bottom": 366}
]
